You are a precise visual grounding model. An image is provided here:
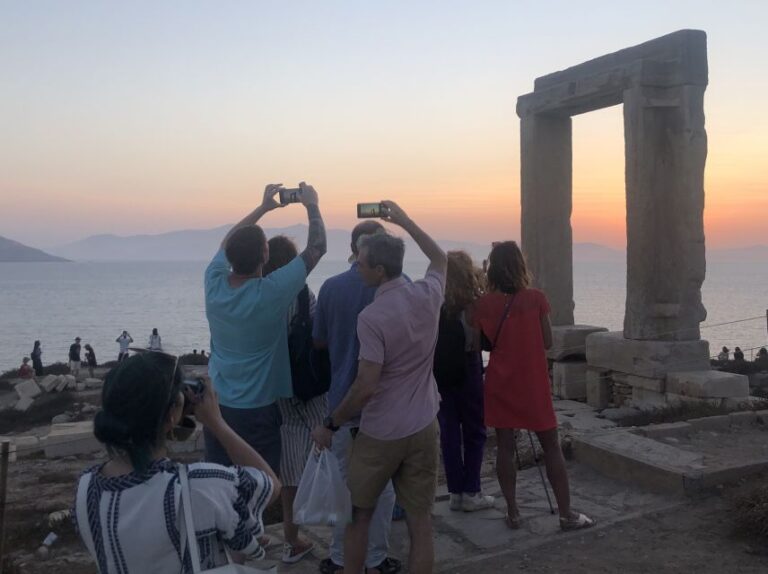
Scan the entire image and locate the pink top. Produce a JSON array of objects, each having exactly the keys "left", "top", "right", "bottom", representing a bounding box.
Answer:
[{"left": 356, "top": 270, "right": 445, "bottom": 440}]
